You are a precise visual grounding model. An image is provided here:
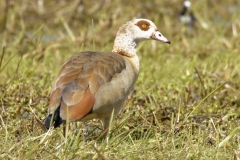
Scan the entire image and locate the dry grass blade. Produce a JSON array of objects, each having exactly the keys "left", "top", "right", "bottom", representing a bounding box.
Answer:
[
  {"left": 0, "top": 48, "right": 16, "bottom": 74},
  {"left": 219, "top": 127, "right": 240, "bottom": 148},
  {"left": 60, "top": 17, "right": 76, "bottom": 42},
  {"left": 182, "top": 81, "right": 228, "bottom": 126},
  {"left": 0, "top": 46, "right": 5, "bottom": 70}
]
